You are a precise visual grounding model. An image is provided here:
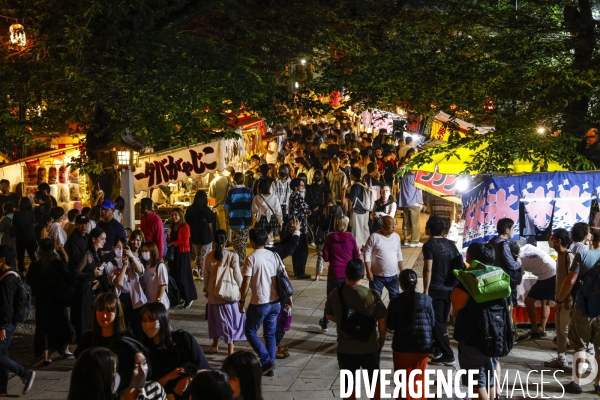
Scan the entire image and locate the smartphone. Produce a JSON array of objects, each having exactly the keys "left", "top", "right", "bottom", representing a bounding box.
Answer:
[{"left": 123, "top": 245, "right": 130, "bottom": 251}]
